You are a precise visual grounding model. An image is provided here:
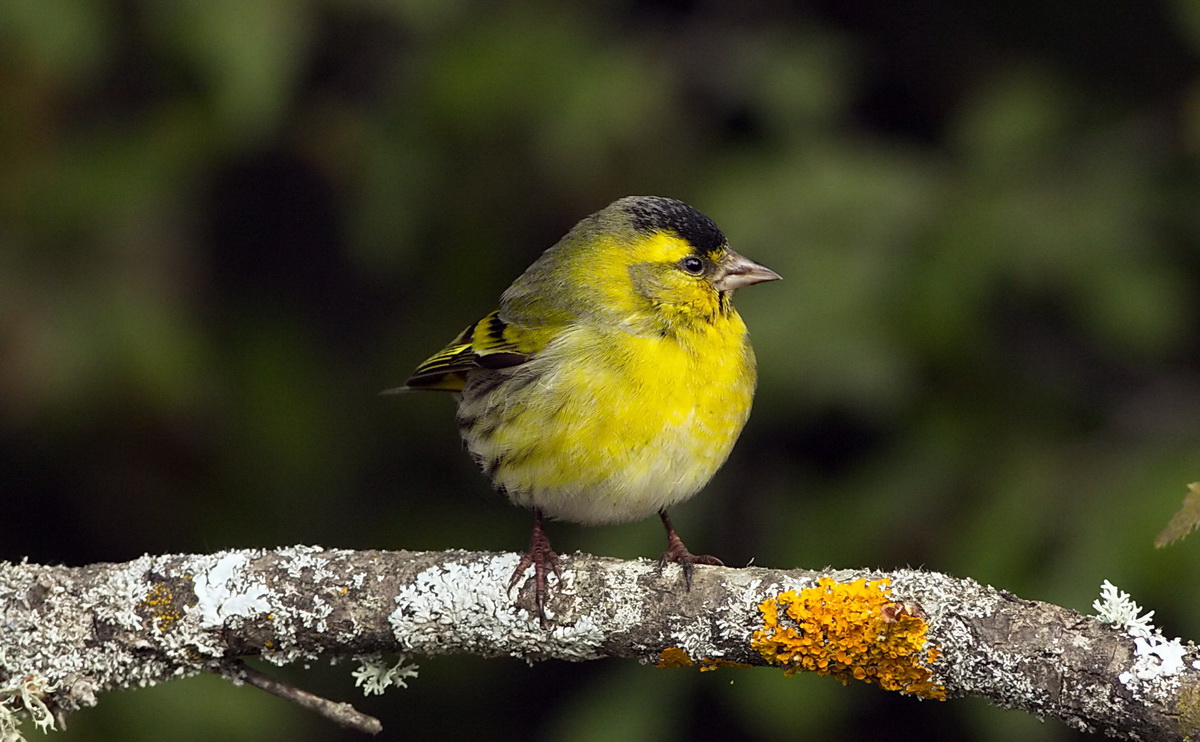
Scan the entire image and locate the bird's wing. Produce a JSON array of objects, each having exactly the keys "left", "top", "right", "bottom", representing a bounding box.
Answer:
[{"left": 396, "top": 310, "right": 533, "bottom": 392}]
